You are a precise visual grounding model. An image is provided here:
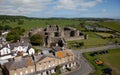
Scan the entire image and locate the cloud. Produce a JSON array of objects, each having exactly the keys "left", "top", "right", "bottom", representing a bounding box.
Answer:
[
  {"left": 0, "top": 0, "right": 105, "bottom": 16},
  {"left": 55, "top": 0, "right": 104, "bottom": 11},
  {"left": 0, "top": 0, "right": 52, "bottom": 15}
]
